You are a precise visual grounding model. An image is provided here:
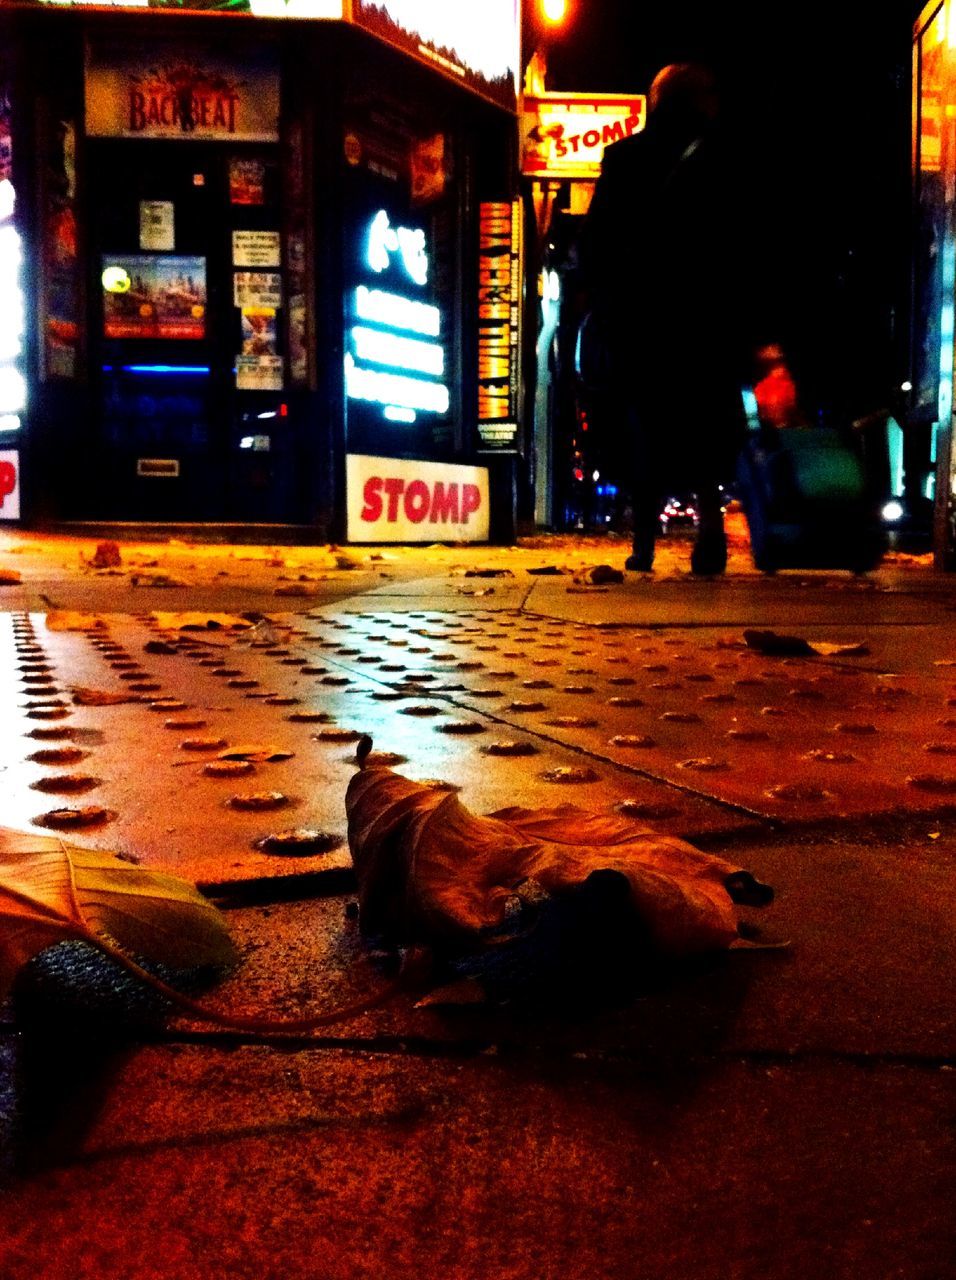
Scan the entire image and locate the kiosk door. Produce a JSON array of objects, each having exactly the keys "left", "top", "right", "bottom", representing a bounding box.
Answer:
[{"left": 87, "top": 140, "right": 285, "bottom": 521}]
